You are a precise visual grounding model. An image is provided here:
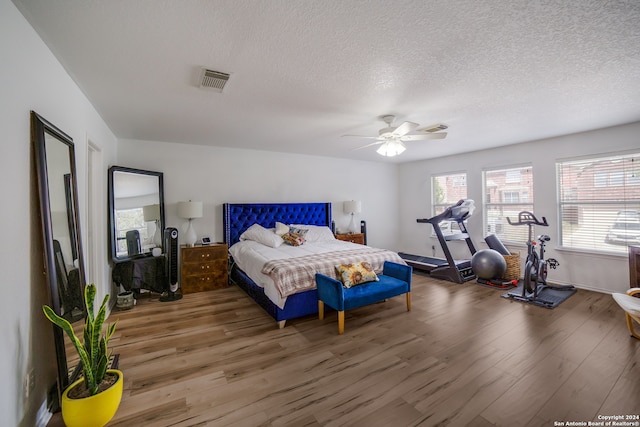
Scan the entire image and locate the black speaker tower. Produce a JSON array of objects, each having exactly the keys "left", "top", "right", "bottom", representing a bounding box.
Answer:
[{"left": 160, "top": 227, "right": 182, "bottom": 302}]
